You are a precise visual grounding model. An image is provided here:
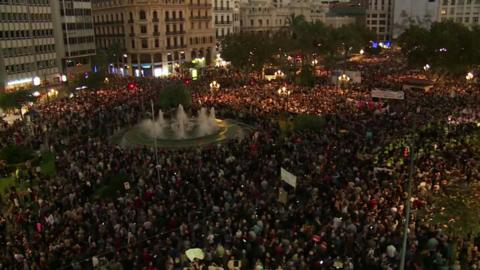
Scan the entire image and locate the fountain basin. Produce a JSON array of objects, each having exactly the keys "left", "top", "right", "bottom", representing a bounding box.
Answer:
[{"left": 112, "top": 119, "right": 251, "bottom": 149}]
